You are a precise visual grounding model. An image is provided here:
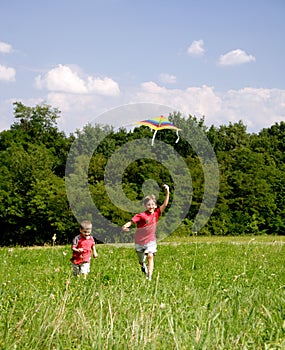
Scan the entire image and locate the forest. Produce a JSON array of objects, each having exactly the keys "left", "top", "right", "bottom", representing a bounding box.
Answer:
[{"left": 0, "top": 102, "right": 284, "bottom": 246}]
